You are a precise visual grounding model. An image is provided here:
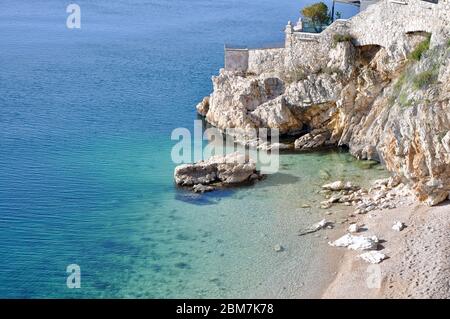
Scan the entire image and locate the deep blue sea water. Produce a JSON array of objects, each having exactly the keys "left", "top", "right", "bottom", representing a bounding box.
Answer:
[{"left": 0, "top": 0, "right": 367, "bottom": 298}]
